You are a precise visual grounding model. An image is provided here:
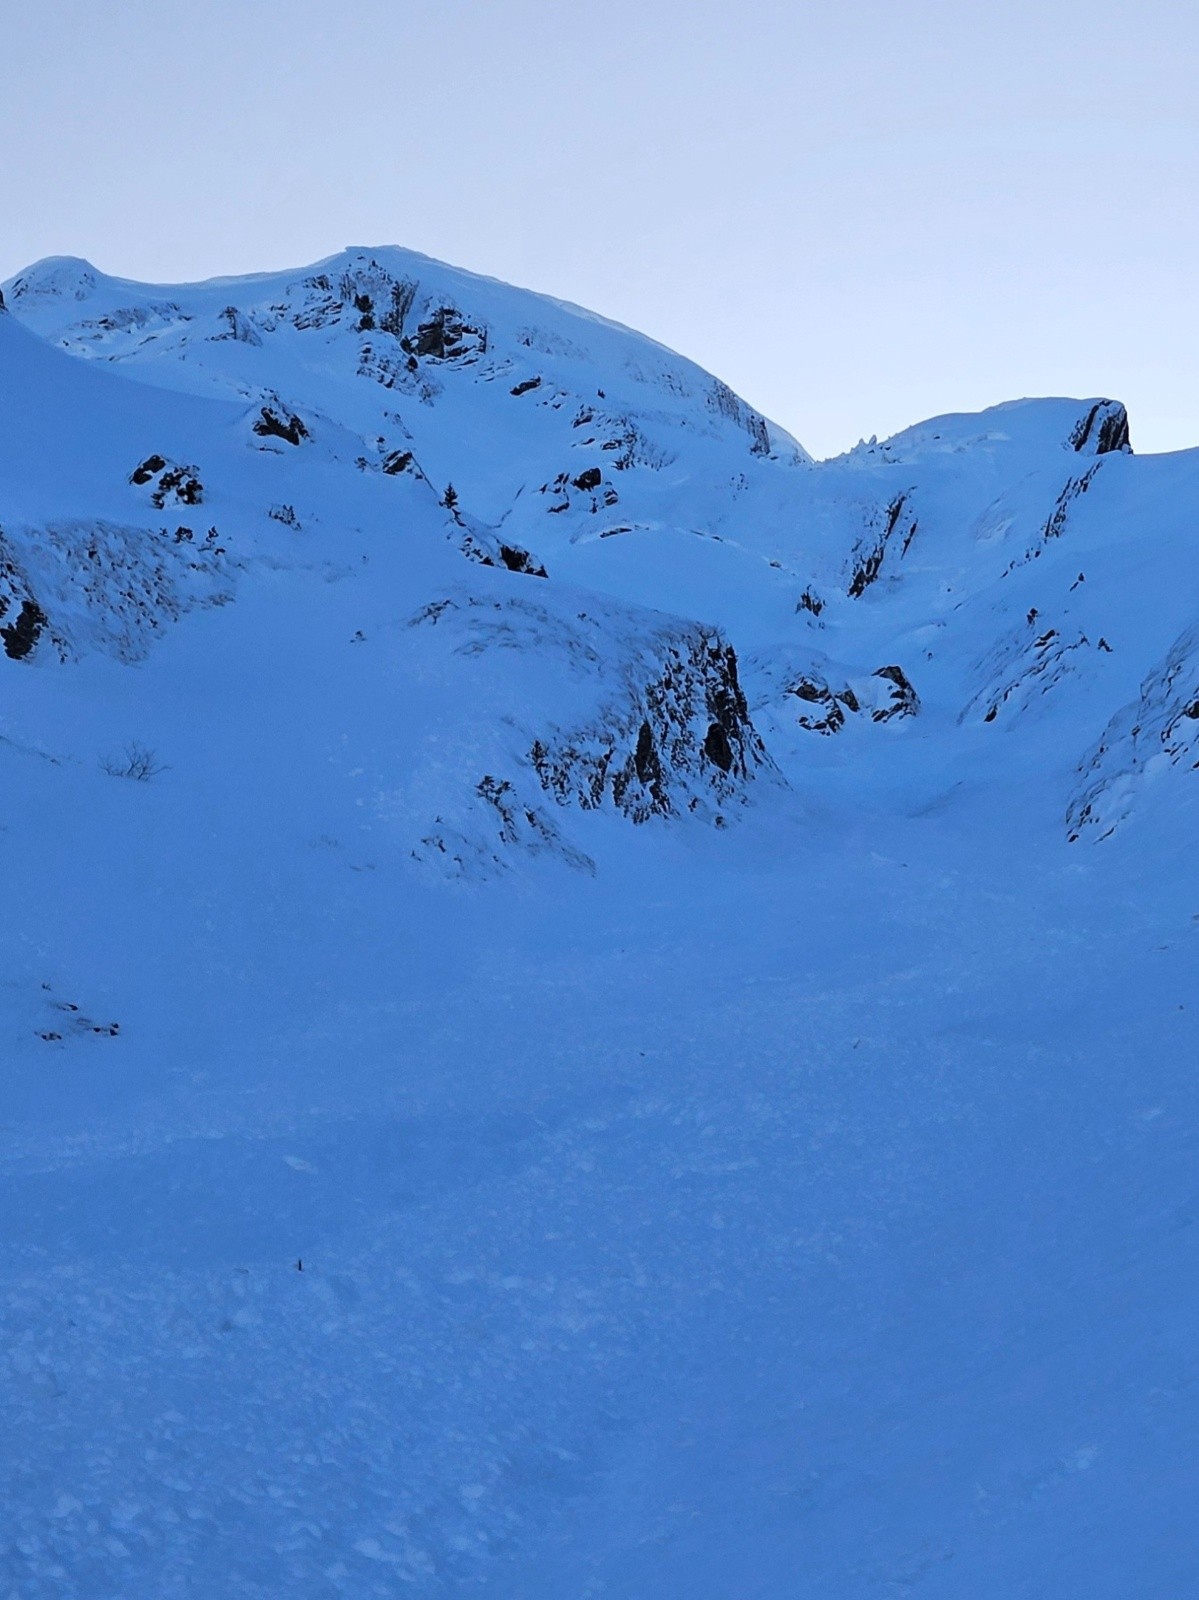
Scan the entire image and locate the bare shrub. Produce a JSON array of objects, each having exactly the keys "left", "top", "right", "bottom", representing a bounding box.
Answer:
[{"left": 99, "top": 741, "right": 168, "bottom": 781}]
